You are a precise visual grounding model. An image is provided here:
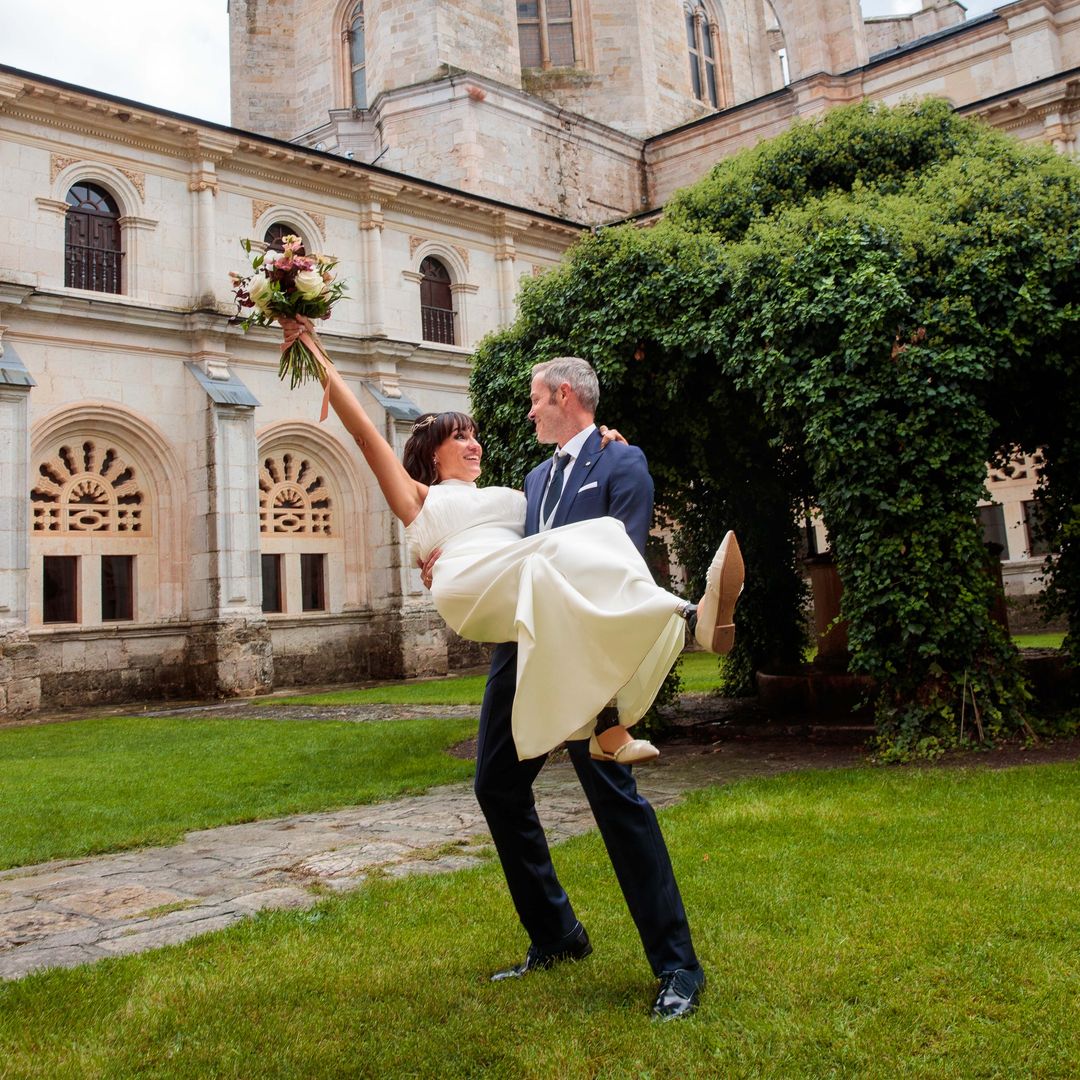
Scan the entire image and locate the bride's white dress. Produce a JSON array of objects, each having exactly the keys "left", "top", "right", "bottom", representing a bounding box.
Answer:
[{"left": 405, "top": 480, "right": 687, "bottom": 759}]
